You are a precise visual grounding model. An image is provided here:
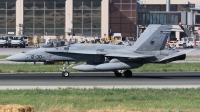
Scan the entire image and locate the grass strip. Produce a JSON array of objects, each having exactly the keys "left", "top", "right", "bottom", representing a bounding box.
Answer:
[
  {"left": 0, "top": 55, "right": 10, "bottom": 59},
  {"left": 0, "top": 88, "right": 200, "bottom": 112},
  {"left": 0, "top": 63, "right": 200, "bottom": 73},
  {"left": 0, "top": 63, "right": 76, "bottom": 73},
  {"left": 186, "top": 55, "right": 200, "bottom": 59}
]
